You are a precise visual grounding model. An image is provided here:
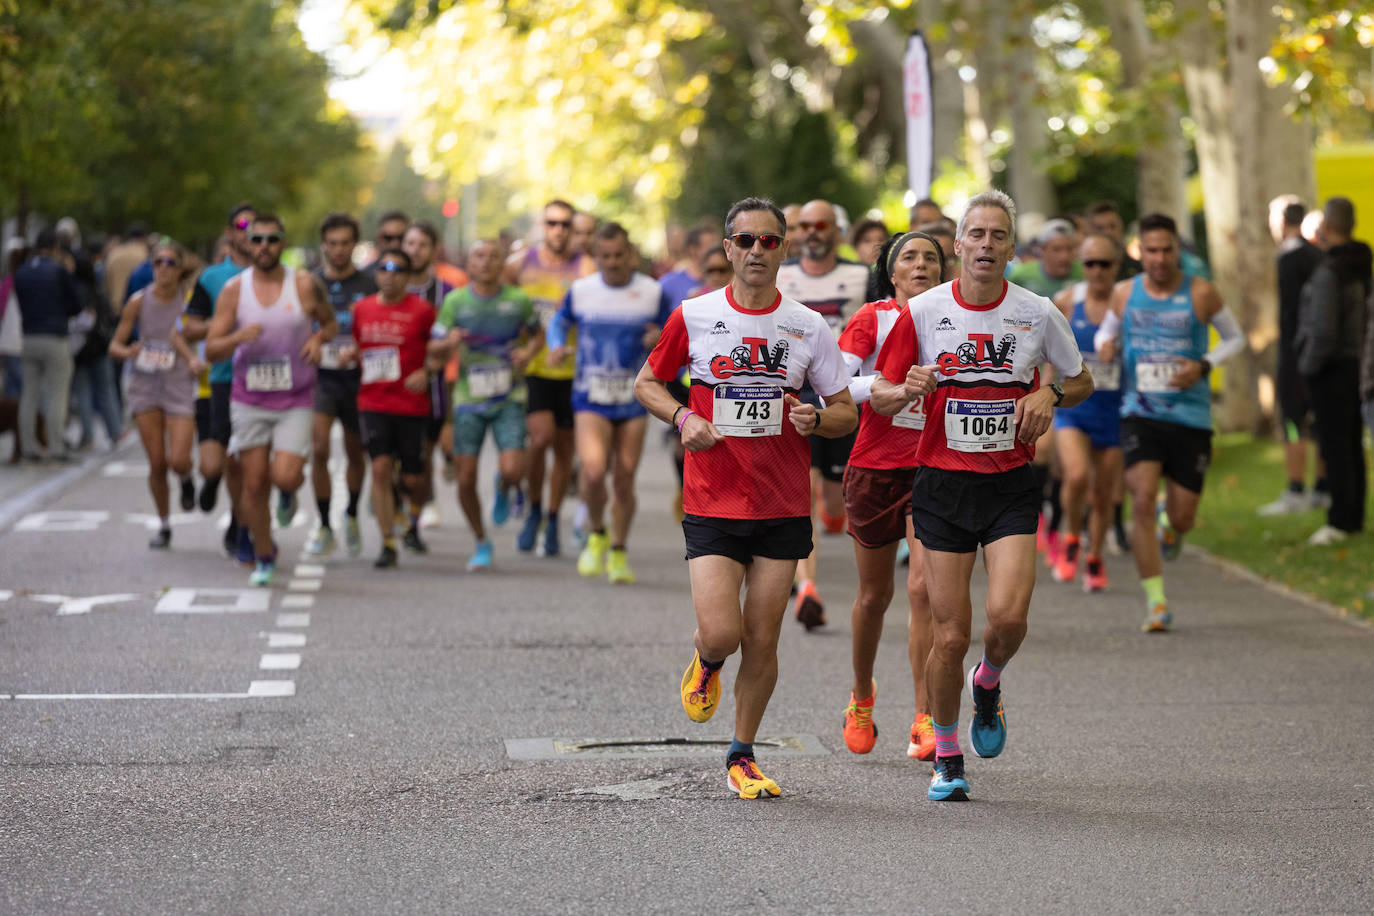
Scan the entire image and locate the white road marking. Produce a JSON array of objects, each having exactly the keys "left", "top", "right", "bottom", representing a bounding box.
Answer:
[
  {"left": 287, "top": 579, "right": 322, "bottom": 592},
  {"left": 155, "top": 588, "right": 270, "bottom": 614},
  {"left": 259, "top": 653, "right": 301, "bottom": 670},
  {"left": 293, "top": 564, "right": 326, "bottom": 577},
  {"left": 123, "top": 512, "right": 201, "bottom": 530},
  {"left": 0, "top": 590, "right": 12, "bottom": 601},
  {"left": 279, "top": 595, "right": 315, "bottom": 608},
  {"left": 31, "top": 593, "right": 142, "bottom": 616},
  {"left": 4, "top": 680, "right": 296, "bottom": 700},
  {"left": 248, "top": 680, "right": 296, "bottom": 697},
  {"left": 15, "top": 510, "right": 110, "bottom": 532},
  {"left": 275, "top": 613, "right": 310, "bottom": 627},
  {"left": 266, "top": 633, "right": 306, "bottom": 648},
  {"left": 101, "top": 460, "right": 150, "bottom": 478}
]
